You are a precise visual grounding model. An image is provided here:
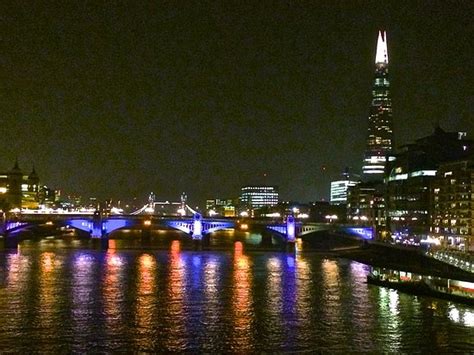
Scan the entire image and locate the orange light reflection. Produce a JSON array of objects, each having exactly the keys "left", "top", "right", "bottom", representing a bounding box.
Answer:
[
  {"left": 134, "top": 253, "right": 157, "bottom": 348},
  {"left": 232, "top": 242, "right": 253, "bottom": 350},
  {"left": 39, "top": 252, "right": 60, "bottom": 338},
  {"left": 166, "top": 240, "right": 186, "bottom": 350},
  {"left": 103, "top": 250, "right": 125, "bottom": 338}
]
